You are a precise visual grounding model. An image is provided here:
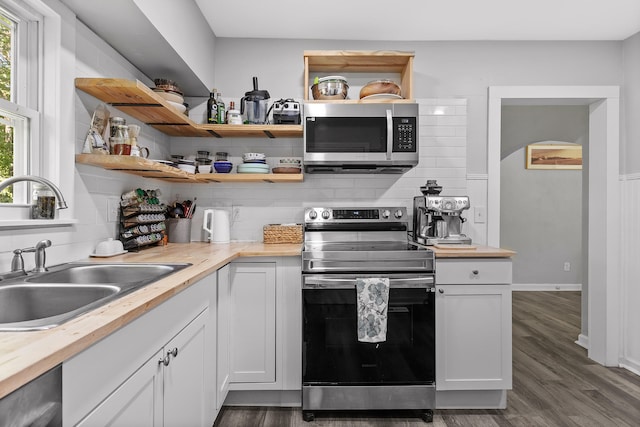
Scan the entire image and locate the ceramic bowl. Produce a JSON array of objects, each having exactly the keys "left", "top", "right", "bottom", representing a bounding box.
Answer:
[
  {"left": 214, "top": 162, "right": 233, "bottom": 173},
  {"left": 178, "top": 164, "right": 196, "bottom": 174},
  {"left": 242, "top": 152, "right": 266, "bottom": 161}
]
